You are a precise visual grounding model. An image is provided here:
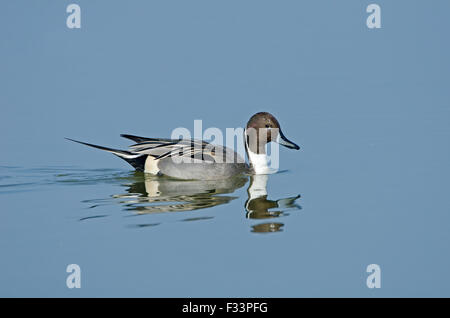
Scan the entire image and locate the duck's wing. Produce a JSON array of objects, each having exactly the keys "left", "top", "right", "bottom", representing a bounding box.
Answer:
[
  {"left": 121, "top": 134, "right": 202, "bottom": 159},
  {"left": 126, "top": 137, "right": 244, "bottom": 163},
  {"left": 128, "top": 138, "right": 216, "bottom": 161}
]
